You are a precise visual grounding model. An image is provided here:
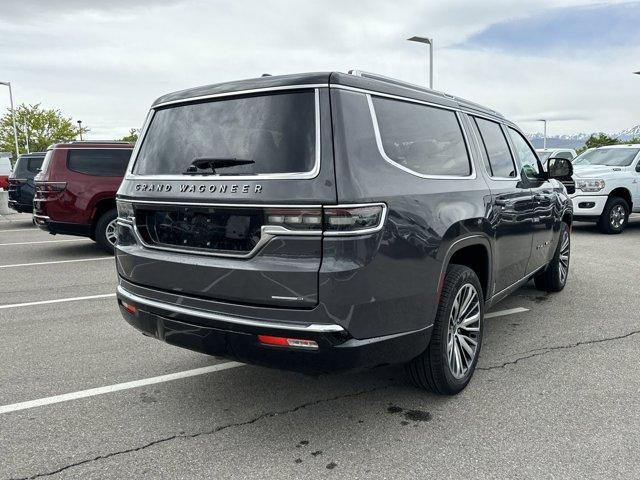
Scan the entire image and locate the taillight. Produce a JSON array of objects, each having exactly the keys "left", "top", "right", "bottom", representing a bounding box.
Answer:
[
  {"left": 265, "top": 208, "right": 322, "bottom": 231},
  {"left": 8, "top": 178, "right": 27, "bottom": 186},
  {"left": 264, "top": 204, "right": 386, "bottom": 235},
  {"left": 324, "top": 204, "right": 385, "bottom": 234},
  {"left": 36, "top": 181, "right": 66, "bottom": 192}
]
